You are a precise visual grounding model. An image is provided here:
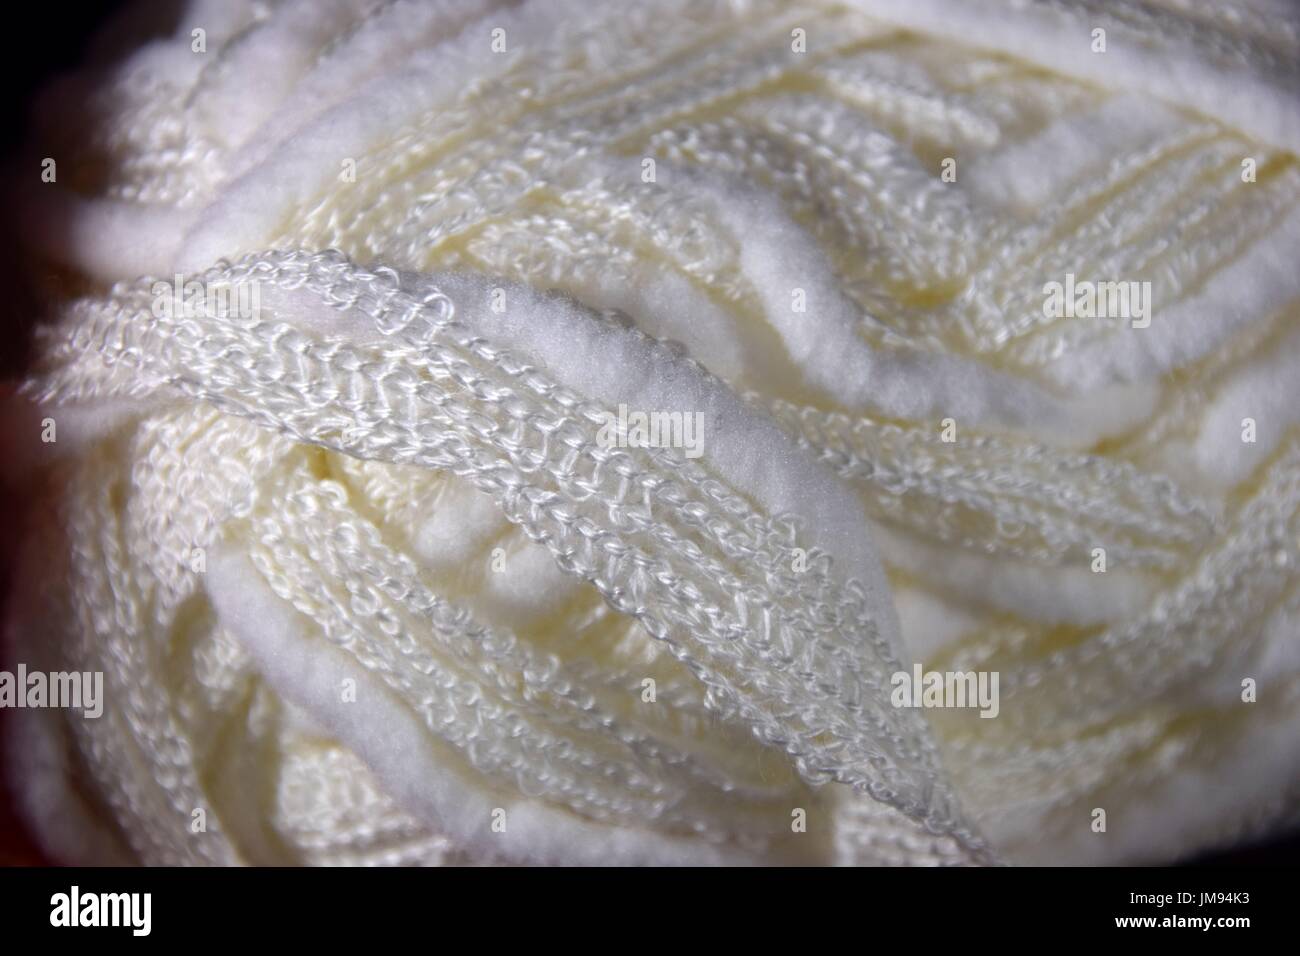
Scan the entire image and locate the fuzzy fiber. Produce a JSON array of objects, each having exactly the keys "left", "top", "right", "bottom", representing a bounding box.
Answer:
[{"left": 5, "top": 0, "right": 1300, "bottom": 865}]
